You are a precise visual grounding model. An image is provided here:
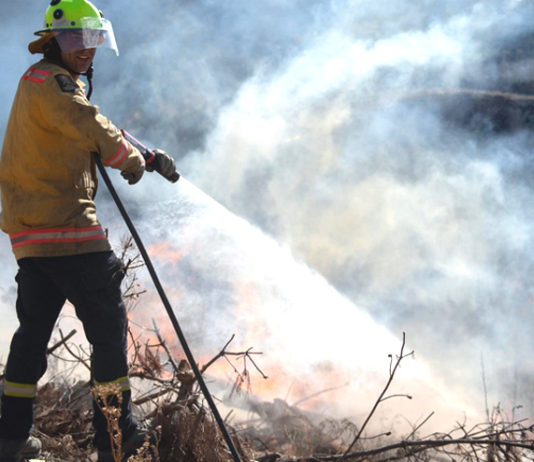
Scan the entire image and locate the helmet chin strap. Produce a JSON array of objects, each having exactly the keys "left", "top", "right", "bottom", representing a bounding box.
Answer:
[{"left": 83, "top": 63, "right": 94, "bottom": 101}]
